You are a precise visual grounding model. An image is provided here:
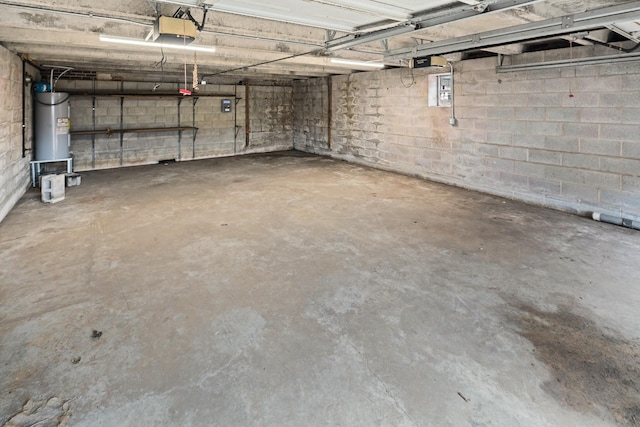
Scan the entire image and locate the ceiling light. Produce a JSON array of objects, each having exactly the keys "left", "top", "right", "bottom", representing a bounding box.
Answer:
[
  {"left": 99, "top": 35, "right": 216, "bottom": 53},
  {"left": 330, "top": 58, "right": 385, "bottom": 69}
]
